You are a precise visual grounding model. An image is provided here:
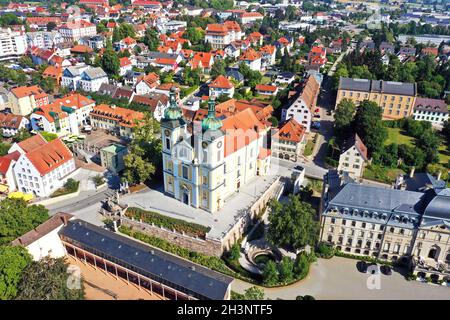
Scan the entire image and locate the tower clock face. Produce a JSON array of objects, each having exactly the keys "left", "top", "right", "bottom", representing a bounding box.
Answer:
[
  {"left": 217, "top": 141, "right": 222, "bottom": 148},
  {"left": 202, "top": 141, "right": 209, "bottom": 148},
  {"left": 164, "top": 129, "right": 170, "bottom": 136}
]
